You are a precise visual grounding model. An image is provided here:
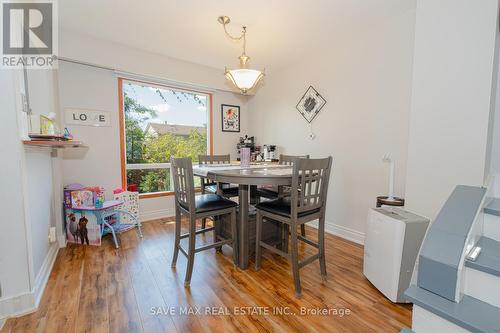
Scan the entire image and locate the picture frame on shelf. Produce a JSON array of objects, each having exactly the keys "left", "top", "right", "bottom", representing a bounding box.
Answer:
[{"left": 221, "top": 104, "right": 240, "bottom": 132}]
